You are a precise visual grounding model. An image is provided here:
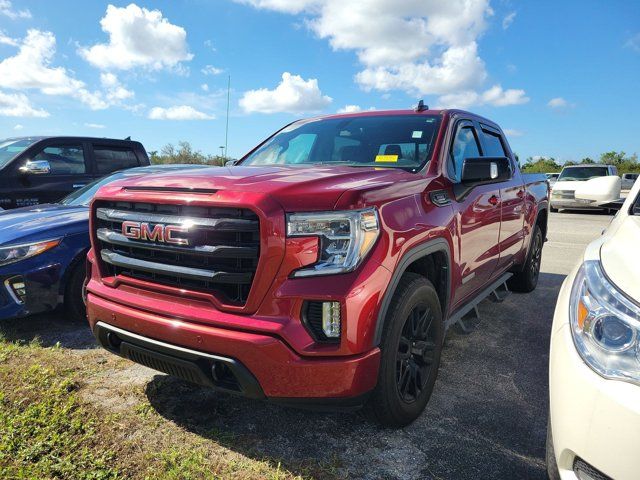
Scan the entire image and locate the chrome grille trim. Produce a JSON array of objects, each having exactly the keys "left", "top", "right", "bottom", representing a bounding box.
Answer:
[
  {"left": 100, "top": 249, "right": 253, "bottom": 284},
  {"left": 96, "top": 228, "right": 258, "bottom": 258},
  {"left": 96, "top": 208, "right": 258, "bottom": 231}
]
